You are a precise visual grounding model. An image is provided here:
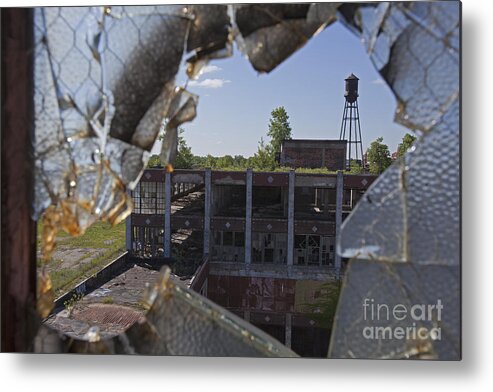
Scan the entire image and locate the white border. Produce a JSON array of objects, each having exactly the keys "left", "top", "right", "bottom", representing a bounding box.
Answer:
[{"left": 2, "top": 0, "right": 492, "bottom": 390}]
